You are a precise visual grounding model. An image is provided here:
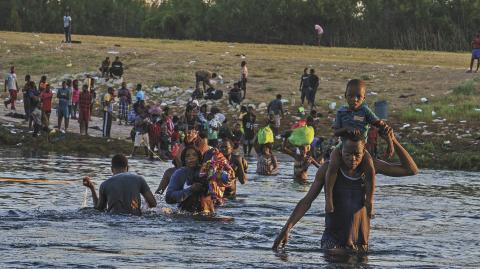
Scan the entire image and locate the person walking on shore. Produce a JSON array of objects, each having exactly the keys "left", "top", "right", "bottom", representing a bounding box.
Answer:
[
  {"left": 299, "top": 68, "right": 310, "bottom": 106},
  {"left": 307, "top": 69, "right": 319, "bottom": 109},
  {"left": 102, "top": 87, "right": 114, "bottom": 138},
  {"left": 240, "top": 61, "right": 248, "bottom": 99},
  {"left": 63, "top": 9, "right": 72, "bottom": 43},
  {"left": 4, "top": 66, "right": 19, "bottom": 111}
]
